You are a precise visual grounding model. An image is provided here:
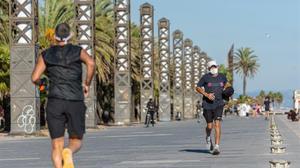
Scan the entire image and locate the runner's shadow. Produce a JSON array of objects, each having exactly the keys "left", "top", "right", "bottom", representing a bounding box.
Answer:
[{"left": 180, "top": 149, "right": 210, "bottom": 154}]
